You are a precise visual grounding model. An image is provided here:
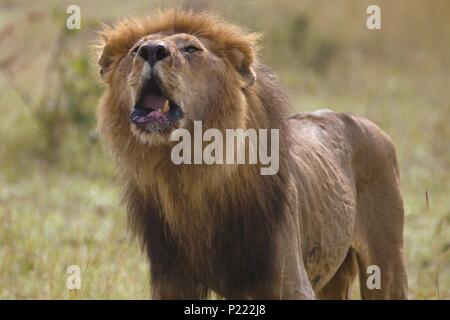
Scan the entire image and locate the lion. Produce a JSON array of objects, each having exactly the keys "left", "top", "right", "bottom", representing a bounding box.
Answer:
[{"left": 95, "top": 10, "right": 408, "bottom": 299}]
